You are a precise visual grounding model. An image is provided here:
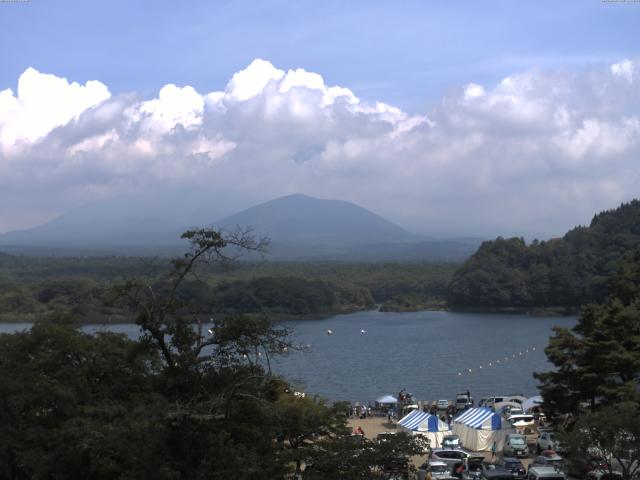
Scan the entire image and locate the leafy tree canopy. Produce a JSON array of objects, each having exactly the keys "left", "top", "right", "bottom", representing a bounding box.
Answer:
[
  {"left": 0, "top": 228, "right": 424, "bottom": 479},
  {"left": 448, "top": 200, "right": 640, "bottom": 309}
]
